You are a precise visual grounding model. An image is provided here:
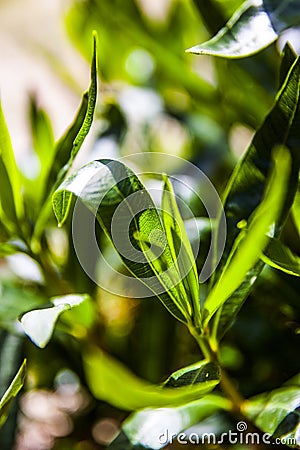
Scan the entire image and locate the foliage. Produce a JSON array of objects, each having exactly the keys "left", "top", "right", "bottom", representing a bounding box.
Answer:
[{"left": 0, "top": 1, "right": 299, "bottom": 449}]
